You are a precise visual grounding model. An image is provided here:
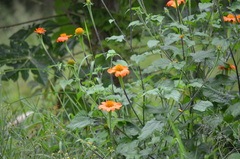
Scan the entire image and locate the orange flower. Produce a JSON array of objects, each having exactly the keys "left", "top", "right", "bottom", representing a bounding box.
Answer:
[
  {"left": 107, "top": 65, "right": 130, "bottom": 77},
  {"left": 98, "top": 101, "right": 122, "bottom": 112},
  {"left": 218, "top": 62, "right": 236, "bottom": 70},
  {"left": 34, "top": 28, "right": 46, "bottom": 34},
  {"left": 223, "top": 14, "right": 240, "bottom": 23},
  {"left": 75, "top": 27, "right": 85, "bottom": 35},
  {"left": 166, "top": 0, "right": 186, "bottom": 8},
  {"left": 56, "top": 33, "right": 72, "bottom": 42}
]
